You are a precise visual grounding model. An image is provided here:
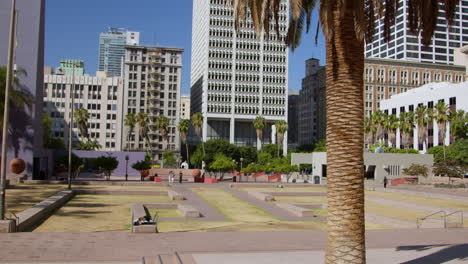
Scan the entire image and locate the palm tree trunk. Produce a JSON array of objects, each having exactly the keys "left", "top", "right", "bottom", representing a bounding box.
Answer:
[
  {"left": 185, "top": 141, "right": 189, "bottom": 168},
  {"left": 325, "top": 3, "right": 366, "bottom": 263}
]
